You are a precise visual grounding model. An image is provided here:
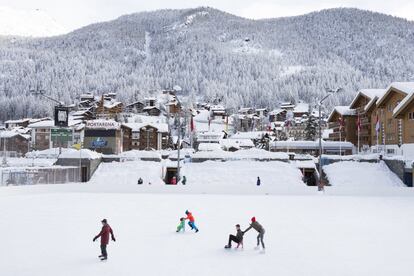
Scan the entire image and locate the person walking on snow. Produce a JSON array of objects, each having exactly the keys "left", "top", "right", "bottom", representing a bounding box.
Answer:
[
  {"left": 93, "top": 219, "right": 116, "bottom": 260},
  {"left": 244, "top": 217, "right": 265, "bottom": 250},
  {"left": 224, "top": 224, "right": 244, "bottom": 249},
  {"left": 257, "top": 176, "right": 261, "bottom": 186},
  {"left": 185, "top": 210, "right": 199, "bottom": 233}
]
